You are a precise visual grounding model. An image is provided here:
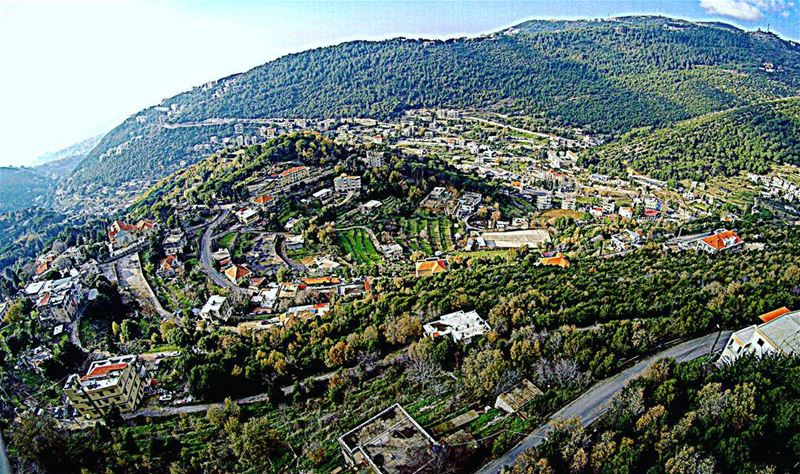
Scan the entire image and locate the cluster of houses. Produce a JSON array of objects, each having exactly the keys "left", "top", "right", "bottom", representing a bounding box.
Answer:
[
  {"left": 197, "top": 275, "right": 370, "bottom": 328},
  {"left": 107, "top": 219, "right": 156, "bottom": 256},
  {"left": 23, "top": 276, "right": 84, "bottom": 327},
  {"left": 748, "top": 173, "right": 800, "bottom": 204}
]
